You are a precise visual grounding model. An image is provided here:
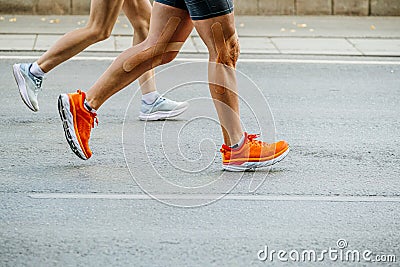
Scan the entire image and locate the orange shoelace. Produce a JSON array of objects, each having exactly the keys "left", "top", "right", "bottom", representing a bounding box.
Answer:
[
  {"left": 247, "top": 134, "right": 270, "bottom": 148},
  {"left": 91, "top": 113, "right": 98, "bottom": 128},
  {"left": 220, "top": 133, "right": 267, "bottom": 153}
]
